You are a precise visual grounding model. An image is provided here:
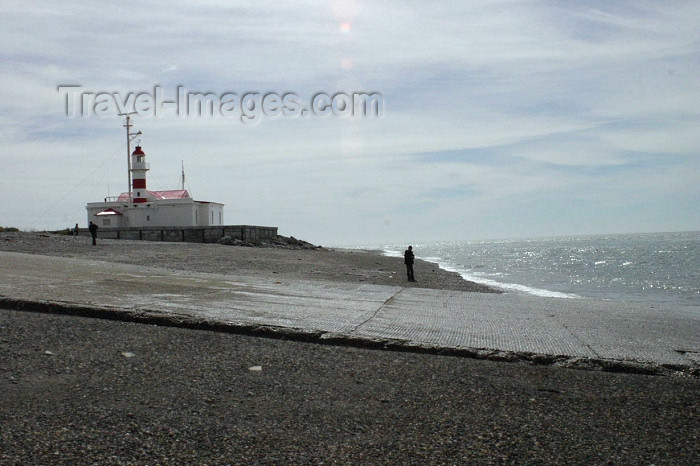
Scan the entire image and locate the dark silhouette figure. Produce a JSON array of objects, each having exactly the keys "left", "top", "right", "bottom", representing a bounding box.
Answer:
[
  {"left": 73, "top": 223, "right": 79, "bottom": 236},
  {"left": 404, "top": 245, "right": 415, "bottom": 282},
  {"left": 88, "top": 221, "right": 98, "bottom": 246}
]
